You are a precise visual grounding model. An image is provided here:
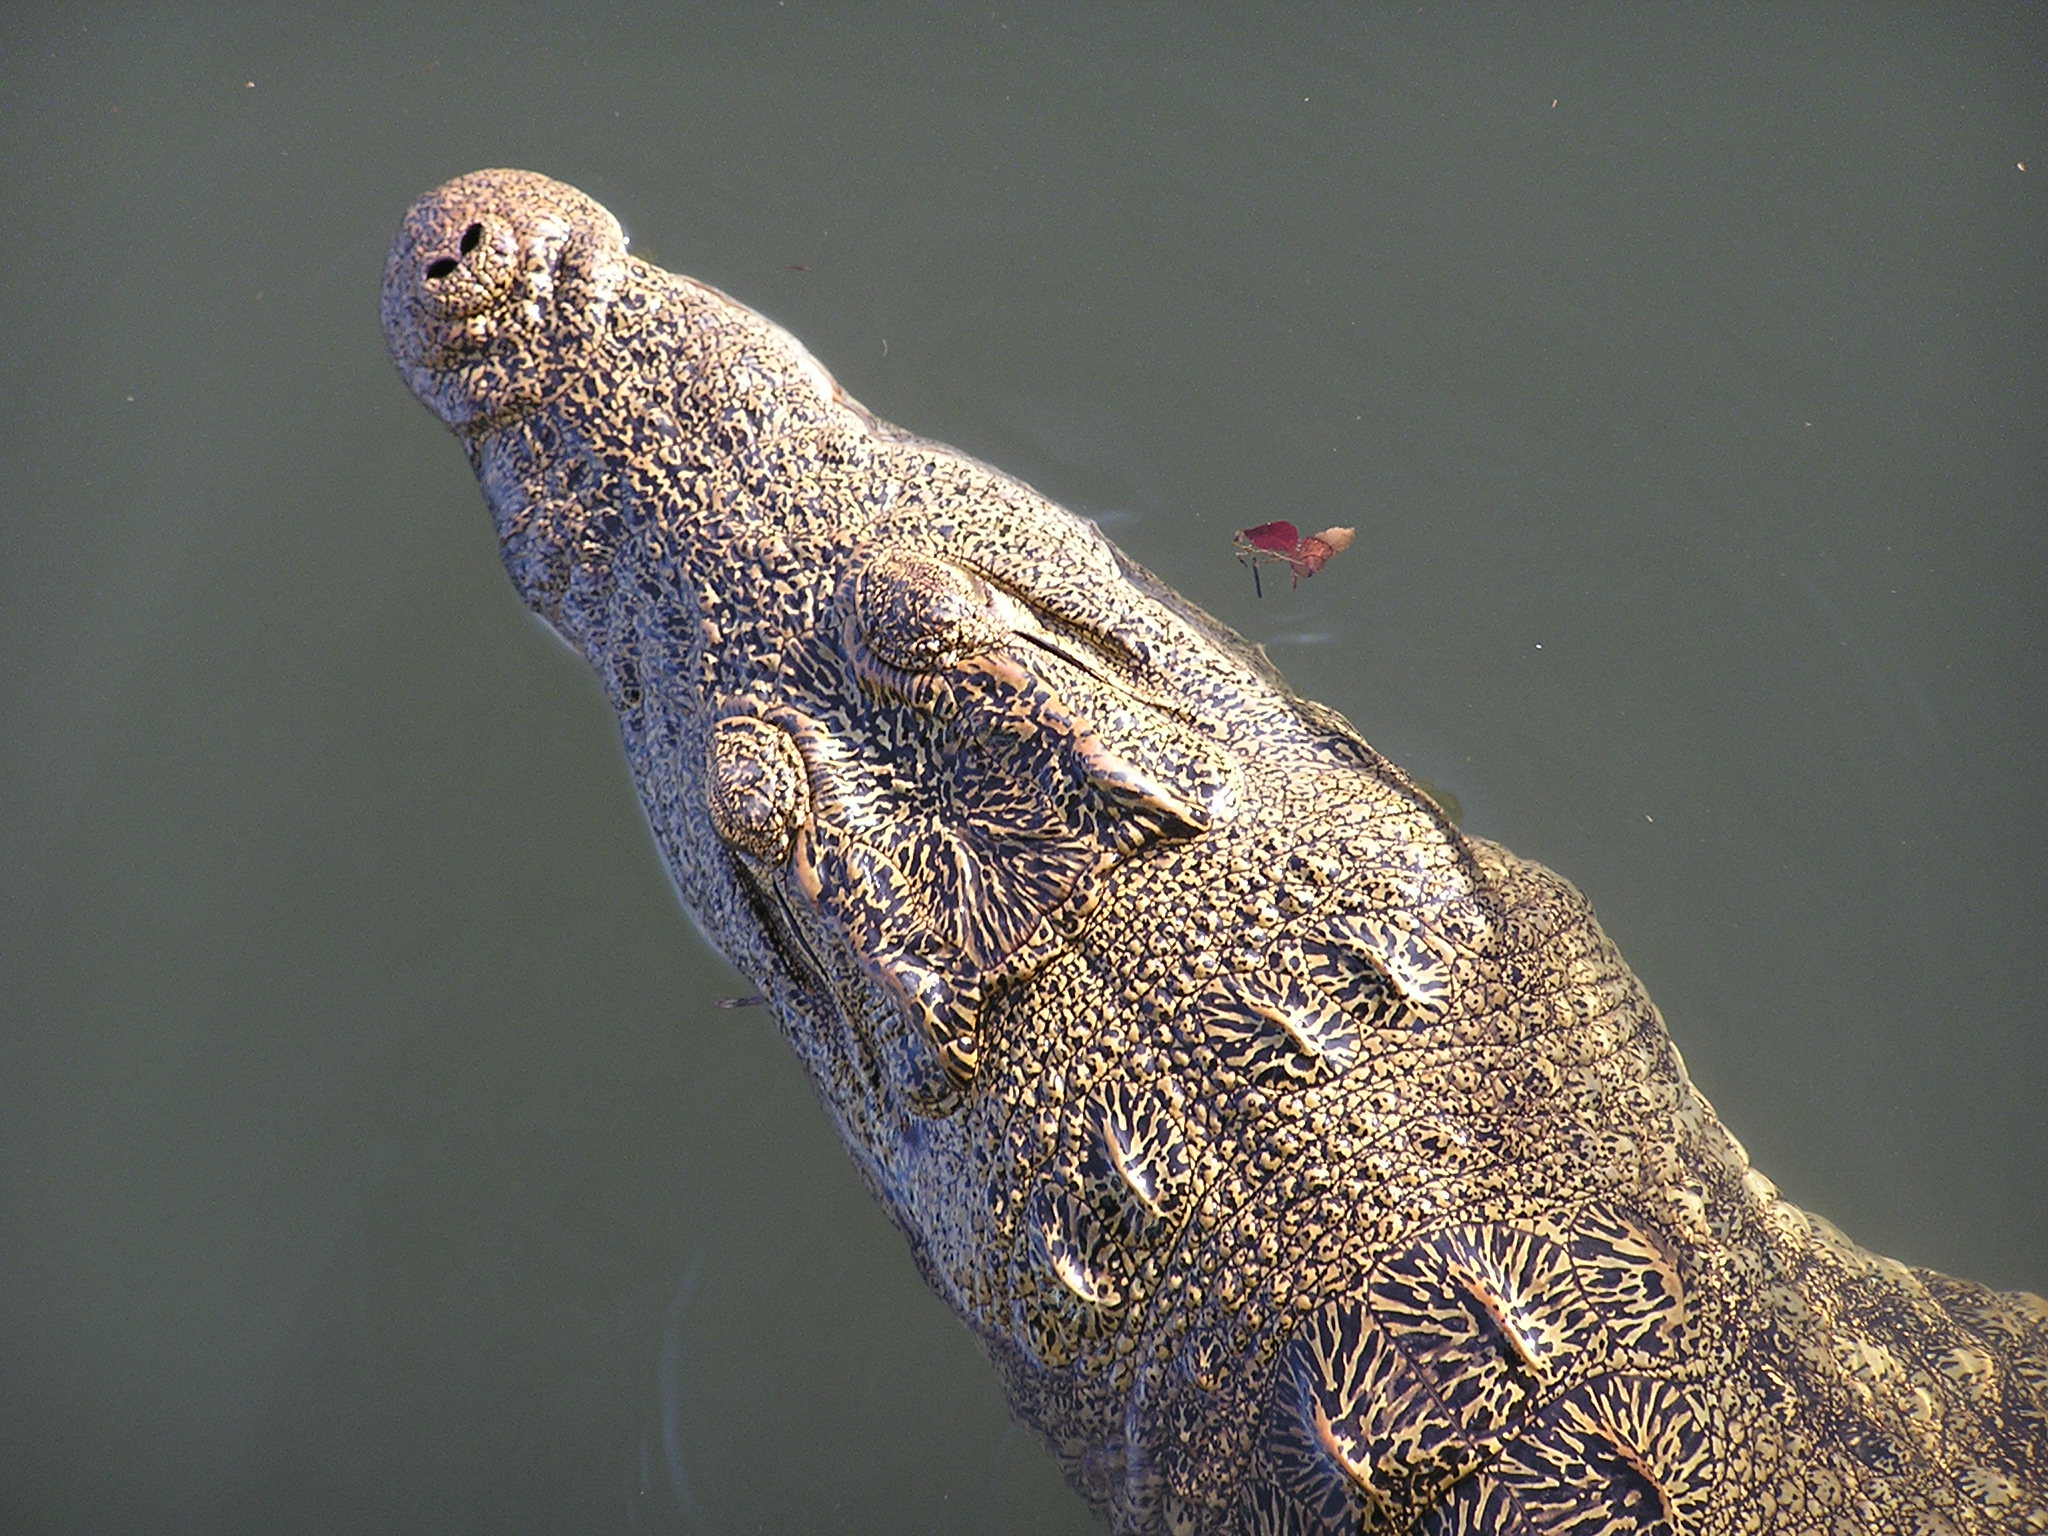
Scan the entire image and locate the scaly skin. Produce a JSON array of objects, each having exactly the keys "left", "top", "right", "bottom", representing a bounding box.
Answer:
[{"left": 382, "top": 170, "right": 2048, "bottom": 1535}]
